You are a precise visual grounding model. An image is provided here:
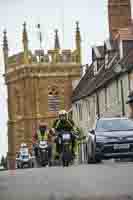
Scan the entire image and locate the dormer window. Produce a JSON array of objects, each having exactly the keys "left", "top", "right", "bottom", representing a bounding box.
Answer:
[
  {"left": 106, "top": 39, "right": 112, "bottom": 51},
  {"left": 105, "top": 53, "right": 109, "bottom": 69},
  {"left": 119, "top": 40, "right": 123, "bottom": 59},
  {"left": 93, "top": 61, "right": 98, "bottom": 75}
]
